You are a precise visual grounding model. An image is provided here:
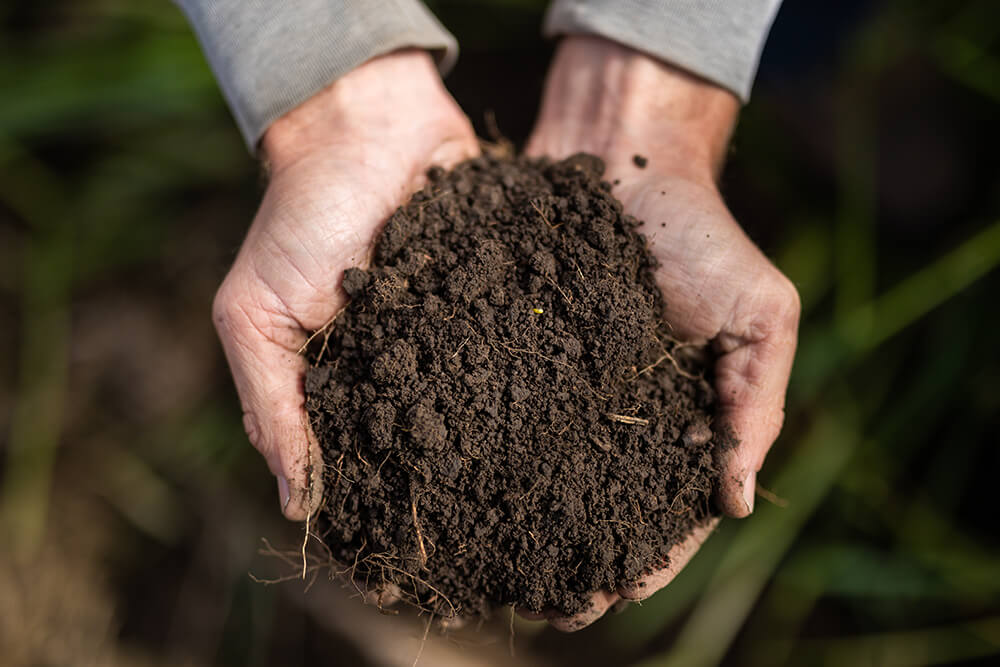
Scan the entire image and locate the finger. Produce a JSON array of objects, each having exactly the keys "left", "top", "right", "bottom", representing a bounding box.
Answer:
[
  {"left": 546, "top": 590, "right": 620, "bottom": 632},
  {"left": 712, "top": 273, "right": 800, "bottom": 518},
  {"left": 617, "top": 518, "right": 720, "bottom": 600},
  {"left": 213, "top": 281, "right": 324, "bottom": 521},
  {"left": 425, "top": 132, "right": 481, "bottom": 173}
]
